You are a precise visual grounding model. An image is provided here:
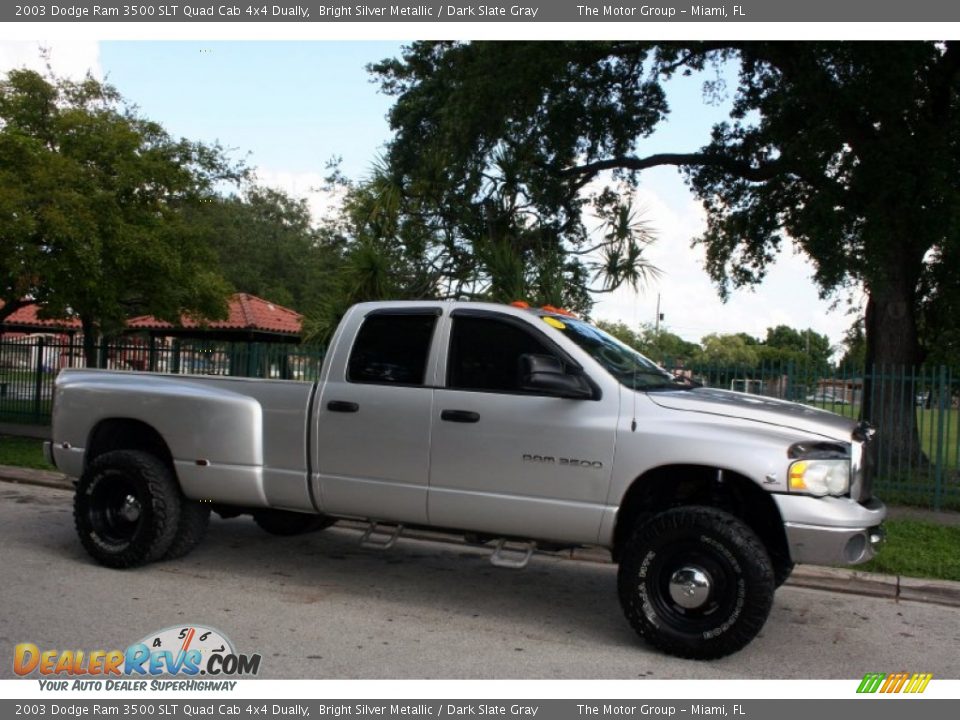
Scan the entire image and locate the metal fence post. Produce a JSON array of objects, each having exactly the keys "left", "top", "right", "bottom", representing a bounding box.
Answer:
[
  {"left": 33, "top": 337, "right": 45, "bottom": 422},
  {"left": 934, "top": 365, "right": 947, "bottom": 511},
  {"left": 149, "top": 336, "right": 157, "bottom": 372}
]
